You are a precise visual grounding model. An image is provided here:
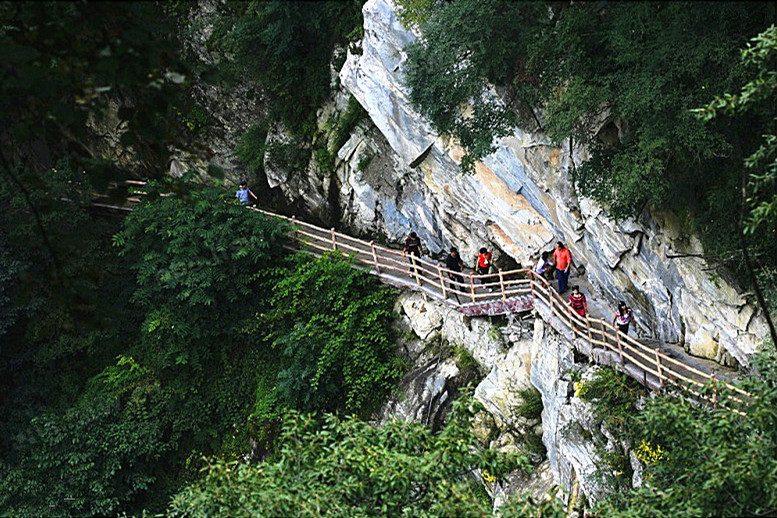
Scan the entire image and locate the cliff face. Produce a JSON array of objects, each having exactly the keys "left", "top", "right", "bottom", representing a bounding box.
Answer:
[
  {"left": 390, "top": 292, "right": 619, "bottom": 506},
  {"left": 328, "top": 0, "right": 766, "bottom": 368}
]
